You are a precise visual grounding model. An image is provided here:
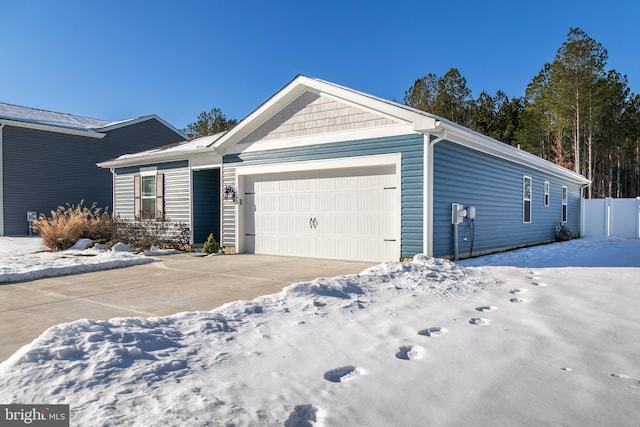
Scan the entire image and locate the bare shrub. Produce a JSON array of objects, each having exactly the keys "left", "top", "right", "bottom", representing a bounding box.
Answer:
[{"left": 111, "top": 214, "right": 190, "bottom": 251}]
